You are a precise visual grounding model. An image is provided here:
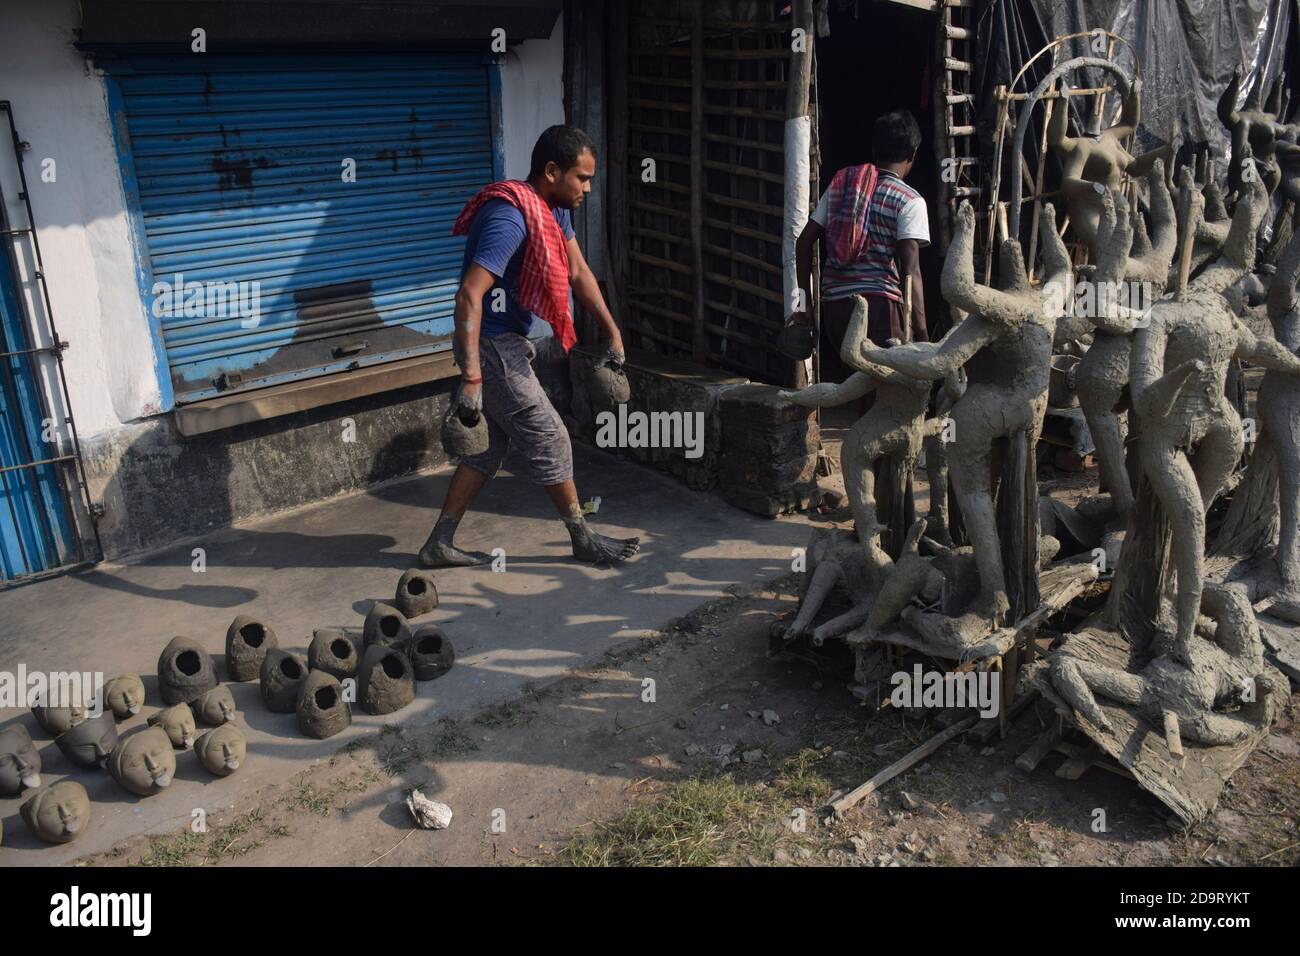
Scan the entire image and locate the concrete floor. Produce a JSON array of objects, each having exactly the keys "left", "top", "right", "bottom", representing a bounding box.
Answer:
[{"left": 0, "top": 443, "right": 813, "bottom": 864}]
